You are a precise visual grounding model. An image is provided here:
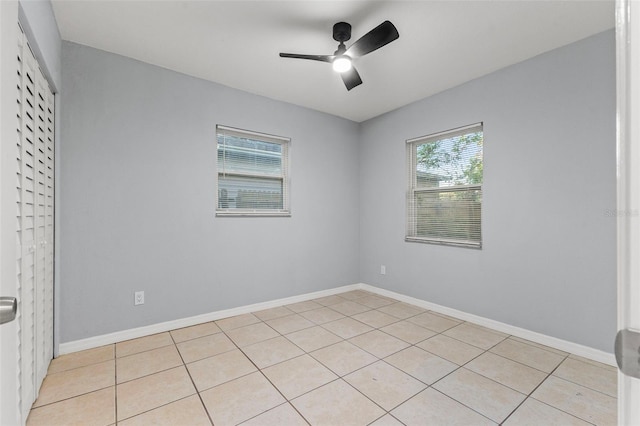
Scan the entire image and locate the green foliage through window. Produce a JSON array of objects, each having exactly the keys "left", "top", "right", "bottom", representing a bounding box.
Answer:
[{"left": 416, "top": 131, "right": 483, "bottom": 186}]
